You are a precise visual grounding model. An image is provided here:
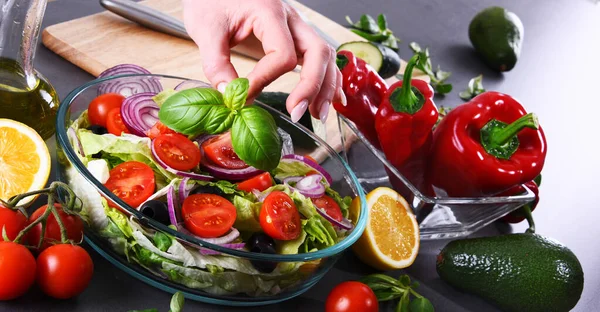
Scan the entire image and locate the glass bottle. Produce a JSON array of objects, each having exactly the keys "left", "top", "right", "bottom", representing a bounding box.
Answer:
[{"left": 0, "top": 0, "right": 58, "bottom": 140}]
